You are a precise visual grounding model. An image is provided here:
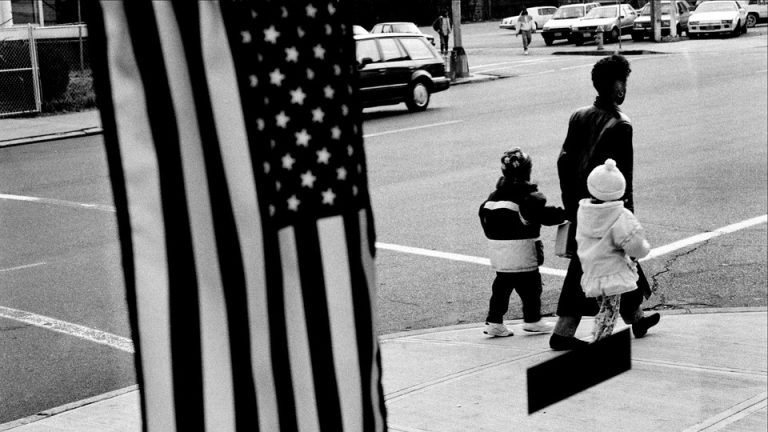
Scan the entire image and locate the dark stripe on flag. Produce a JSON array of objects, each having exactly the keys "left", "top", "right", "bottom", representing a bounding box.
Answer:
[
  {"left": 294, "top": 222, "right": 344, "bottom": 431},
  {"left": 170, "top": 3, "right": 260, "bottom": 429},
  {"left": 343, "top": 210, "right": 377, "bottom": 431},
  {"left": 527, "top": 328, "right": 632, "bottom": 414},
  {"left": 82, "top": 2, "right": 149, "bottom": 429},
  {"left": 122, "top": 2, "right": 205, "bottom": 428}
]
